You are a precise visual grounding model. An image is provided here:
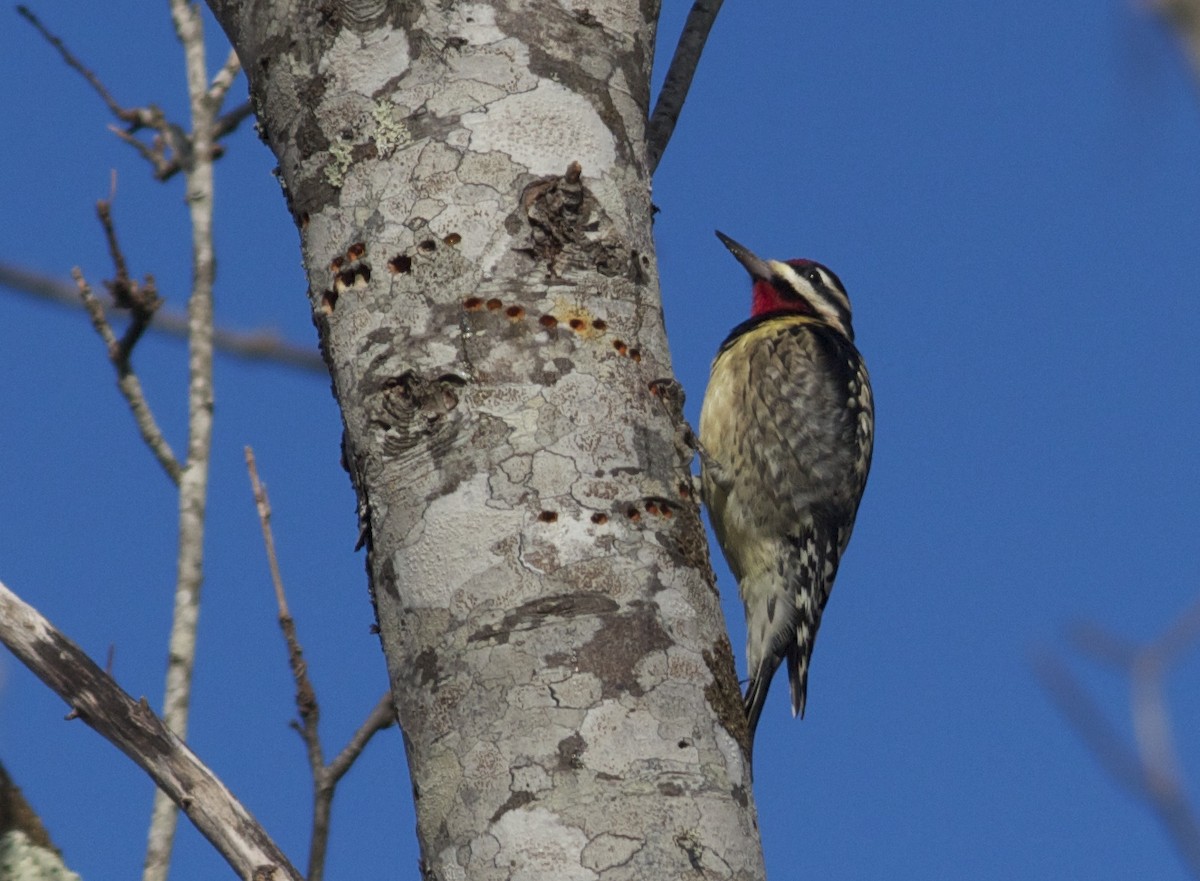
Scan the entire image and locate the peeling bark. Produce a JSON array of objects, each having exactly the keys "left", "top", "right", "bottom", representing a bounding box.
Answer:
[{"left": 208, "top": 1, "right": 764, "bottom": 877}]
